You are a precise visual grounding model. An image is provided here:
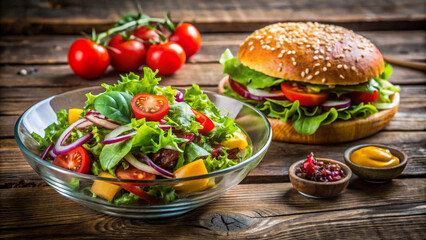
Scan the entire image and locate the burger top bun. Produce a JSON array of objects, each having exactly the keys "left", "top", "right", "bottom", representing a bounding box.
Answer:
[{"left": 238, "top": 22, "right": 385, "bottom": 85}]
